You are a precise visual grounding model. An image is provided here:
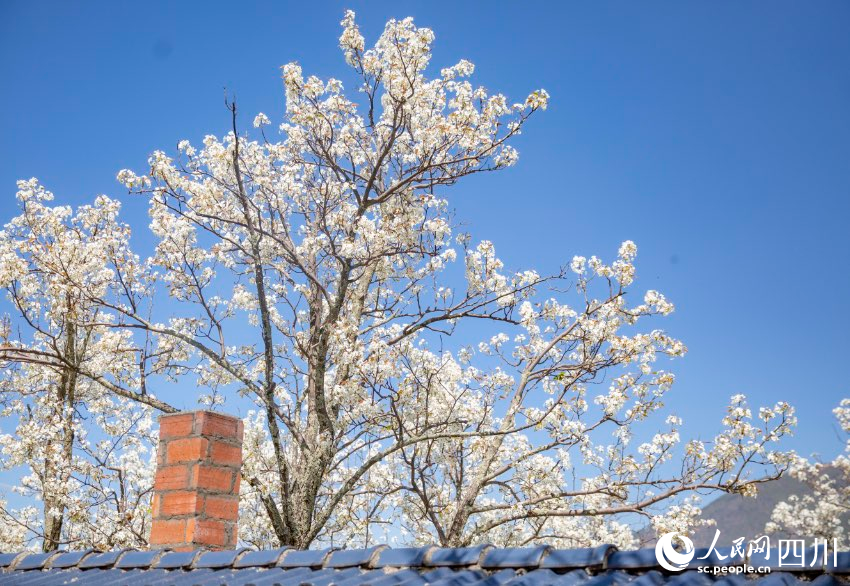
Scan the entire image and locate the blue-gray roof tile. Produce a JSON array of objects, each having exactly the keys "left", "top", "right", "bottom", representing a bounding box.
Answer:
[
  {"left": 114, "top": 549, "right": 161, "bottom": 569},
  {"left": 278, "top": 547, "right": 334, "bottom": 567},
  {"left": 604, "top": 548, "right": 659, "bottom": 570},
  {"left": 326, "top": 545, "right": 386, "bottom": 568},
  {"left": 194, "top": 547, "right": 249, "bottom": 568},
  {"left": 78, "top": 549, "right": 130, "bottom": 569},
  {"left": 246, "top": 566, "right": 312, "bottom": 586},
  {"left": 472, "top": 568, "right": 518, "bottom": 586},
  {"left": 46, "top": 549, "right": 94, "bottom": 569},
  {"left": 829, "top": 551, "right": 850, "bottom": 574},
  {"left": 0, "top": 552, "right": 21, "bottom": 569},
  {"left": 713, "top": 575, "right": 749, "bottom": 586},
  {"left": 664, "top": 570, "right": 713, "bottom": 586},
  {"left": 481, "top": 546, "right": 550, "bottom": 569},
  {"left": 233, "top": 546, "right": 290, "bottom": 568},
  {"left": 301, "top": 566, "right": 362, "bottom": 586},
  {"left": 13, "top": 552, "right": 57, "bottom": 571},
  {"left": 153, "top": 549, "right": 200, "bottom": 569},
  {"left": 333, "top": 568, "right": 388, "bottom": 586},
  {"left": 501, "top": 568, "right": 557, "bottom": 585},
  {"left": 428, "top": 568, "right": 488, "bottom": 586},
  {"left": 376, "top": 546, "right": 433, "bottom": 568},
  {"left": 812, "top": 576, "right": 846, "bottom": 586},
  {"left": 368, "top": 568, "right": 426, "bottom": 586},
  {"left": 428, "top": 545, "right": 491, "bottom": 567},
  {"left": 540, "top": 545, "right": 615, "bottom": 569}
]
